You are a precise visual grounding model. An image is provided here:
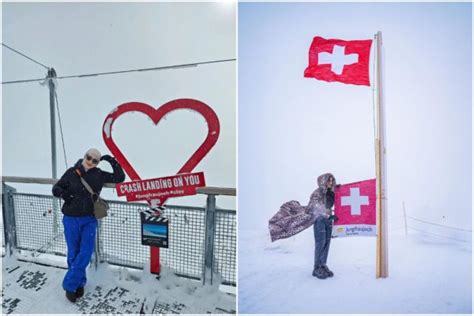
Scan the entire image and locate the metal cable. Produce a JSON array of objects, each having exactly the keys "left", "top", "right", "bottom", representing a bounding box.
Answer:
[
  {"left": 407, "top": 226, "right": 470, "bottom": 243},
  {"left": 1, "top": 77, "right": 46, "bottom": 85},
  {"left": 2, "top": 43, "right": 50, "bottom": 70},
  {"left": 2, "top": 58, "right": 236, "bottom": 85},
  {"left": 54, "top": 91, "right": 68, "bottom": 168},
  {"left": 30, "top": 231, "right": 64, "bottom": 257},
  {"left": 406, "top": 216, "right": 472, "bottom": 232}
]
